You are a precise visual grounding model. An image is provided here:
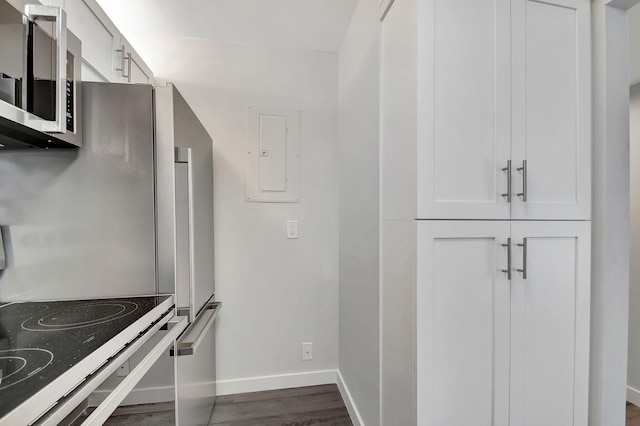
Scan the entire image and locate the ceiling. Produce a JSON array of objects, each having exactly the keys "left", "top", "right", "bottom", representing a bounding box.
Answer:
[{"left": 95, "top": 0, "right": 359, "bottom": 53}]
